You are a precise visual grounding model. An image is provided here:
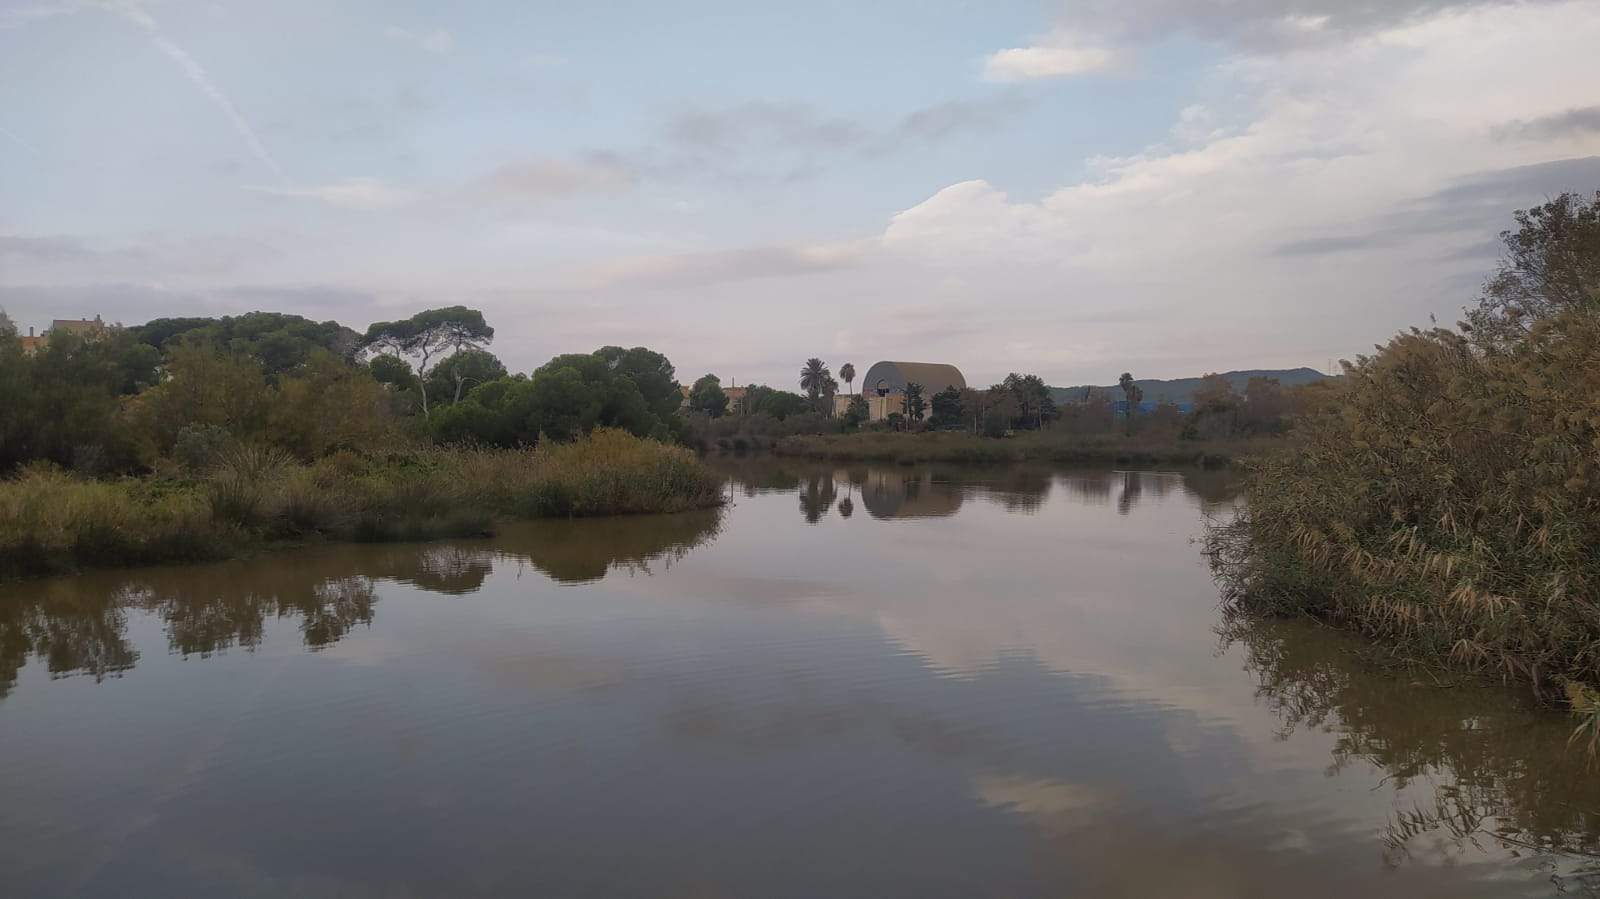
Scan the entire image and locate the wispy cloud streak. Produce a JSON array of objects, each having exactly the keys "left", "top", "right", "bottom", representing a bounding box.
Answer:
[{"left": 106, "top": 0, "right": 287, "bottom": 184}]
